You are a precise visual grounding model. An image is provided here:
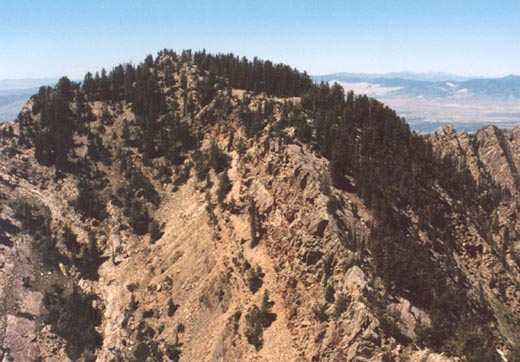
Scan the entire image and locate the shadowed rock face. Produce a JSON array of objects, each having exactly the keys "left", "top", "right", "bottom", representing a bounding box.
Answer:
[
  {"left": 430, "top": 125, "right": 520, "bottom": 353},
  {"left": 0, "top": 52, "right": 519, "bottom": 362},
  {"left": 430, "top": 124, "right": 520, "bottom": 193}
]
